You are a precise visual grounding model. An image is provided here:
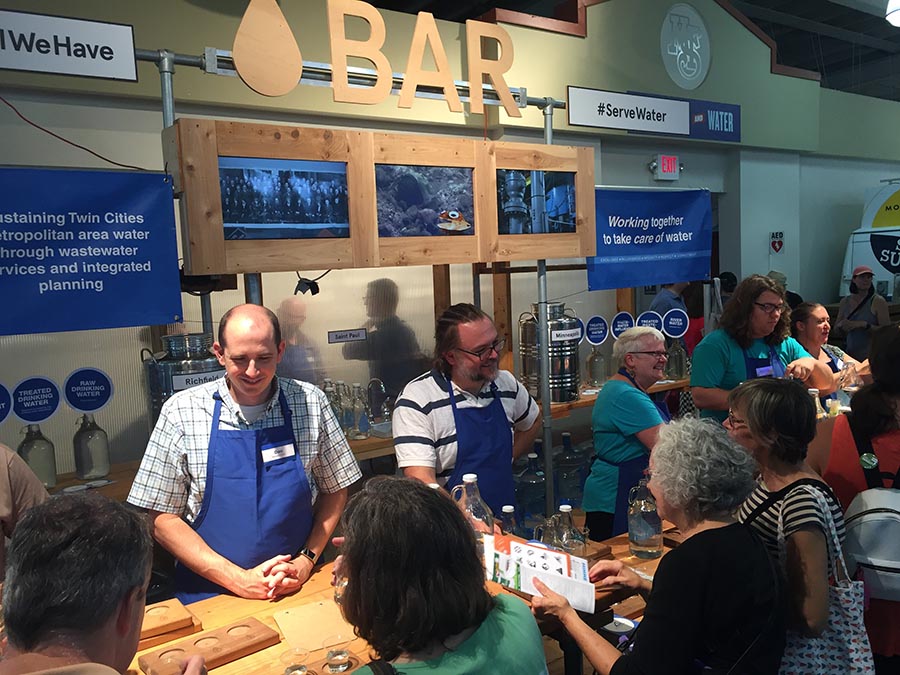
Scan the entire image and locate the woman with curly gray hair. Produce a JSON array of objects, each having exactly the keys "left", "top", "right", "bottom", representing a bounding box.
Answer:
[{"left": 533, "top": 417, "right": 784, "bottom": 675}]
